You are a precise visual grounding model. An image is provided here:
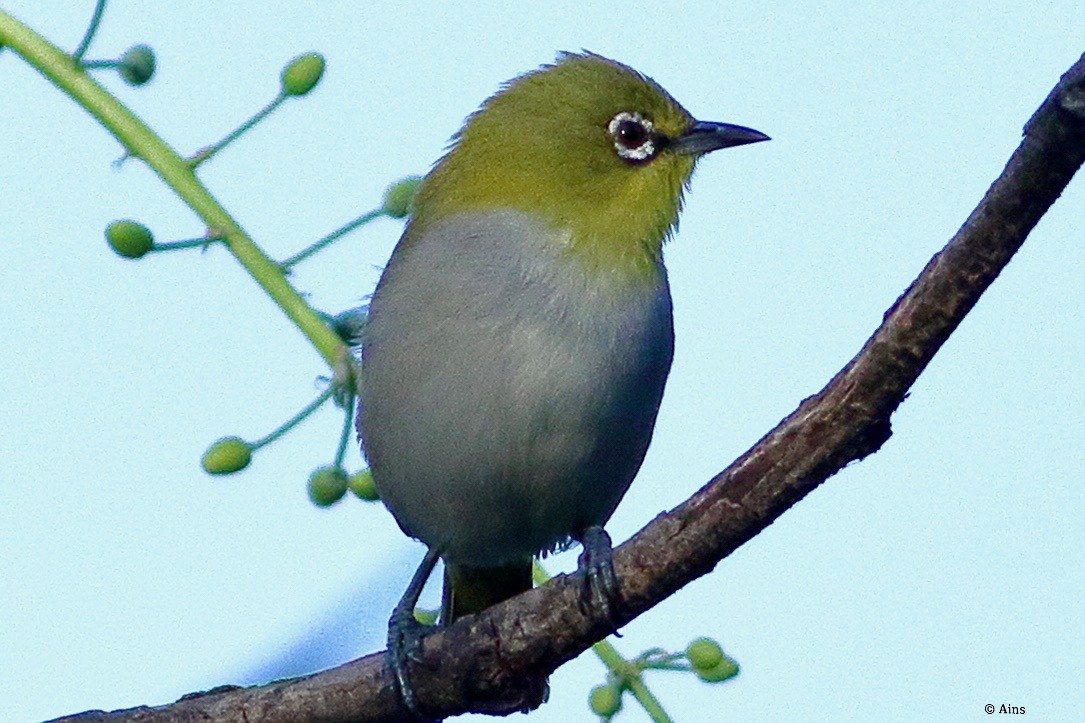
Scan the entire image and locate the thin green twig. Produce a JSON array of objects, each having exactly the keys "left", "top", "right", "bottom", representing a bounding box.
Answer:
[
  {"left": 0, "top": 11, "right": 346, "bottom": 368},
  {"left": 153, "top": 236, "right": 221, "bottom": 252},
  {"left": 251, "top": 386, "right": 336, "bottom": 450},
  {"left": 281, "top": 208, "right": 386, "bottom": 268},
  {"left": 72, "top": 0, "right": 107, "bottom": 60},
  {"left": 189, "top": 94, "right": 286, "bottom": 168},
  {"left": 332, "top": 393, "right": 356, "bottom": 467}
]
